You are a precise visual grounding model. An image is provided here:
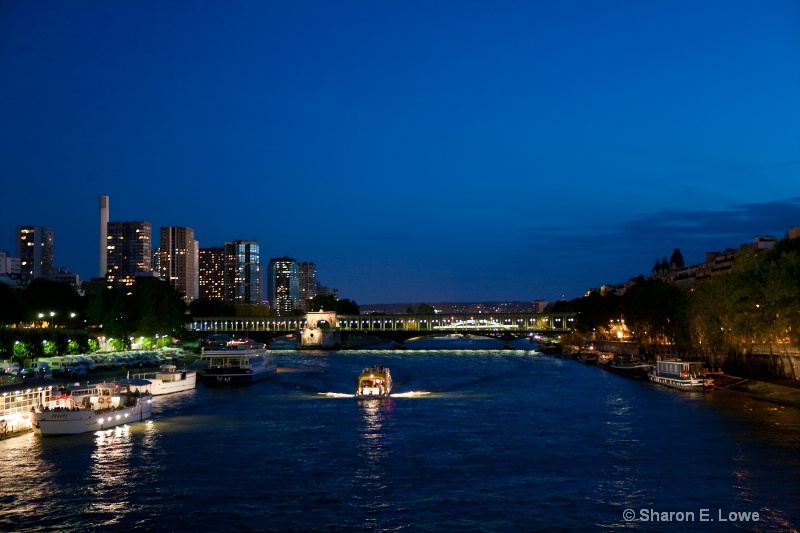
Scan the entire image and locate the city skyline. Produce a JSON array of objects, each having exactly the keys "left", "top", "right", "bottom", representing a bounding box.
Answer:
[{"left": 2, "top": 2, "right": 799, "bottom": 305}]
